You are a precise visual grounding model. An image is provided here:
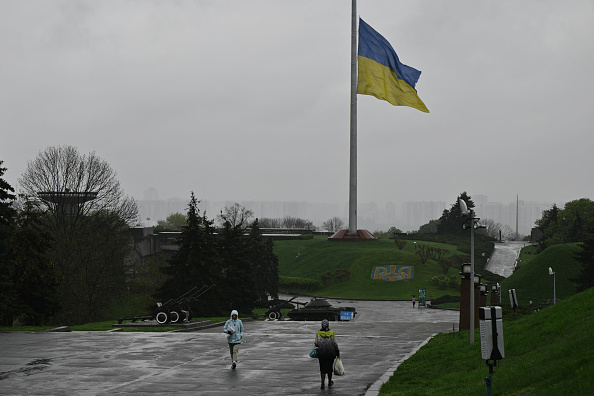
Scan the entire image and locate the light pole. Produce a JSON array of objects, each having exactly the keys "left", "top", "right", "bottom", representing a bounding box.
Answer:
[
  {"left": 549, "top": 267, "right": 556, "bottom": 304},
  {"left": 459, "top": 263, "right": 472, "bottom": 332},
  {"left": 490, "top": 283, "right": 499, "bottom": 306},
  {"left": 459, "top": 199, "right": 485, "bottom": 344}
]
